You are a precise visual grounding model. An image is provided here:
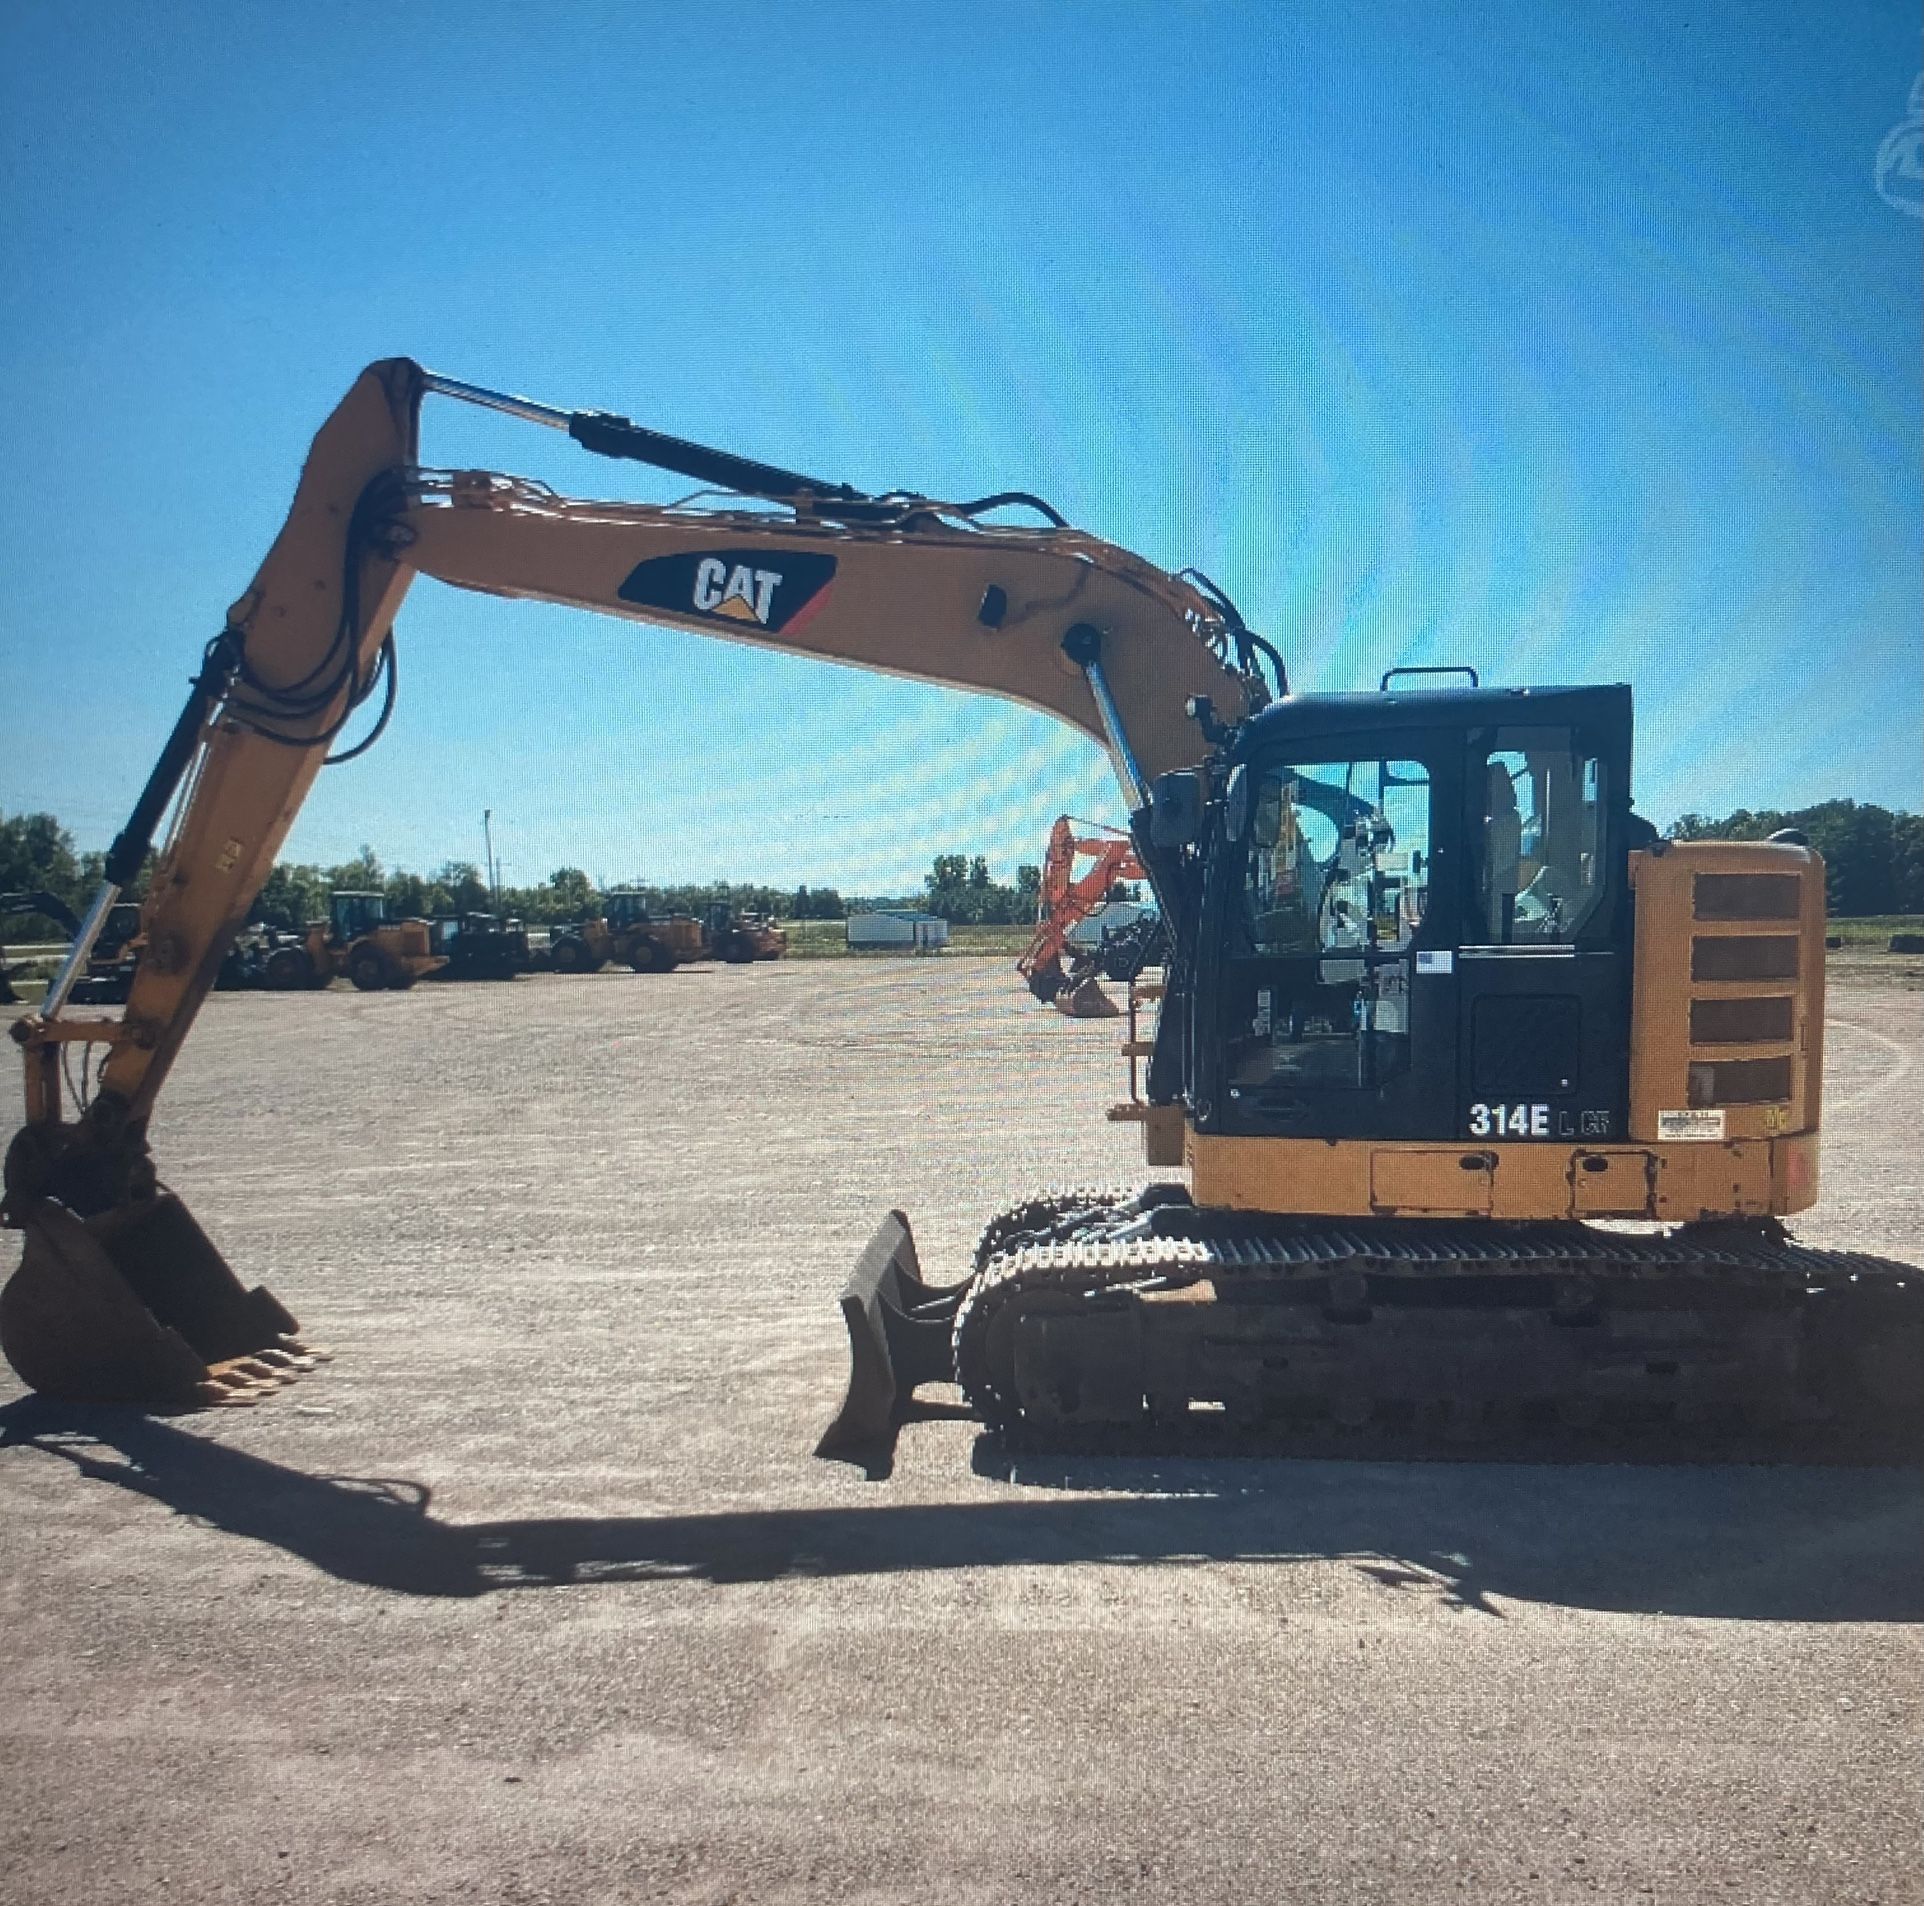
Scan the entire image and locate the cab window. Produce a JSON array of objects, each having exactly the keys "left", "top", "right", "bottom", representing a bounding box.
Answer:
[
  {"left": 1477, "top": 729, "right": 1603, "bottom": 943},
  {"left": 1242, "top": 758, "right": 1432, "bottom": 957},
  {"left": 1230, "top": 755, "right": 1432, "bottom": 1095}
]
